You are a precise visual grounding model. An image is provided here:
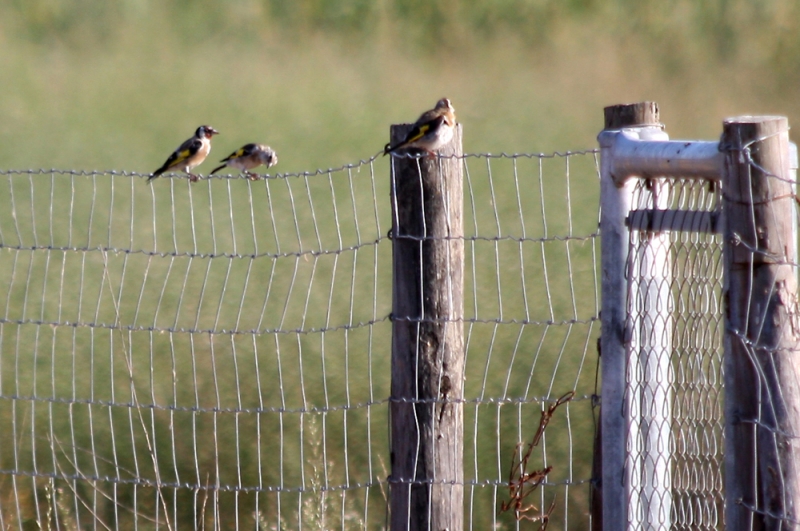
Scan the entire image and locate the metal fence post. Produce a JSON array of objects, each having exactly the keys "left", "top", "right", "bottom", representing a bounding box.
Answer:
[
  {"left": 721, "top": 116, "right": 800, "bottom": 531},
  {"left": 389, "top": 124, "right": 464, "bottom": 531},
  {"left": 598, "top": 102, "right": 673, "bottom": 531}
]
